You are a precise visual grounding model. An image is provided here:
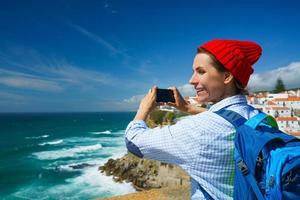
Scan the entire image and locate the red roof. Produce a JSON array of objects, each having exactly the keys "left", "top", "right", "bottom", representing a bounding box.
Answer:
[
  {"left": 274, "top": 97, "right": 300, "bottom": 102},
  {"left": 276, "top": 117, "right": 298, "bottom": 121}
]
